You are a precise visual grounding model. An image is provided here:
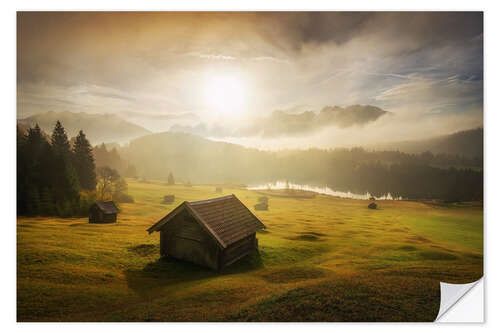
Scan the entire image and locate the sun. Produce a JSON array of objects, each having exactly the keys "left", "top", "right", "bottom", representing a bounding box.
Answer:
[{"left": 203, "top": 75, "right": 246, "bottom": 115}]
